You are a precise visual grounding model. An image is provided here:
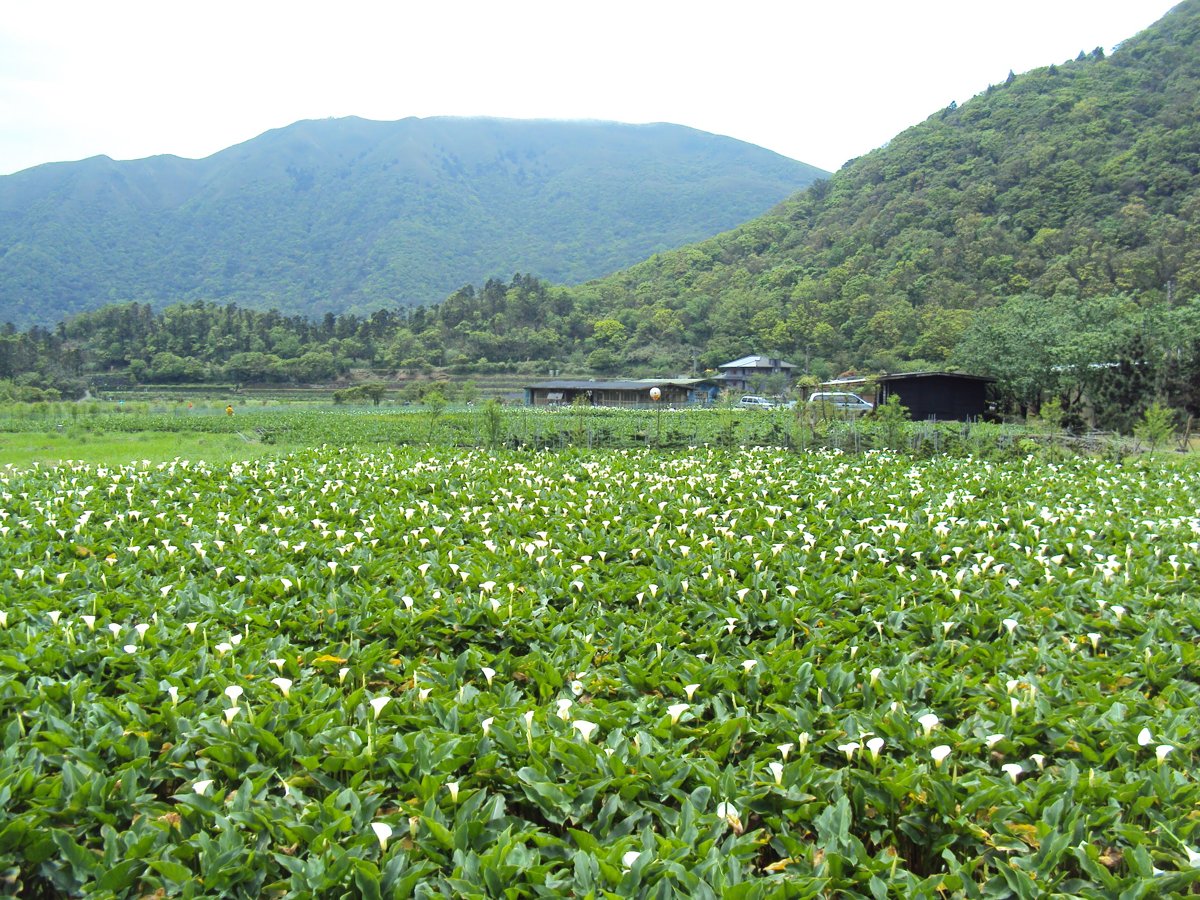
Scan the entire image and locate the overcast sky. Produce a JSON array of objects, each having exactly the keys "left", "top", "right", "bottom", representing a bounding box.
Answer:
[{"left": 0, "top": 1, "right": 1181, "bottom": 177}]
